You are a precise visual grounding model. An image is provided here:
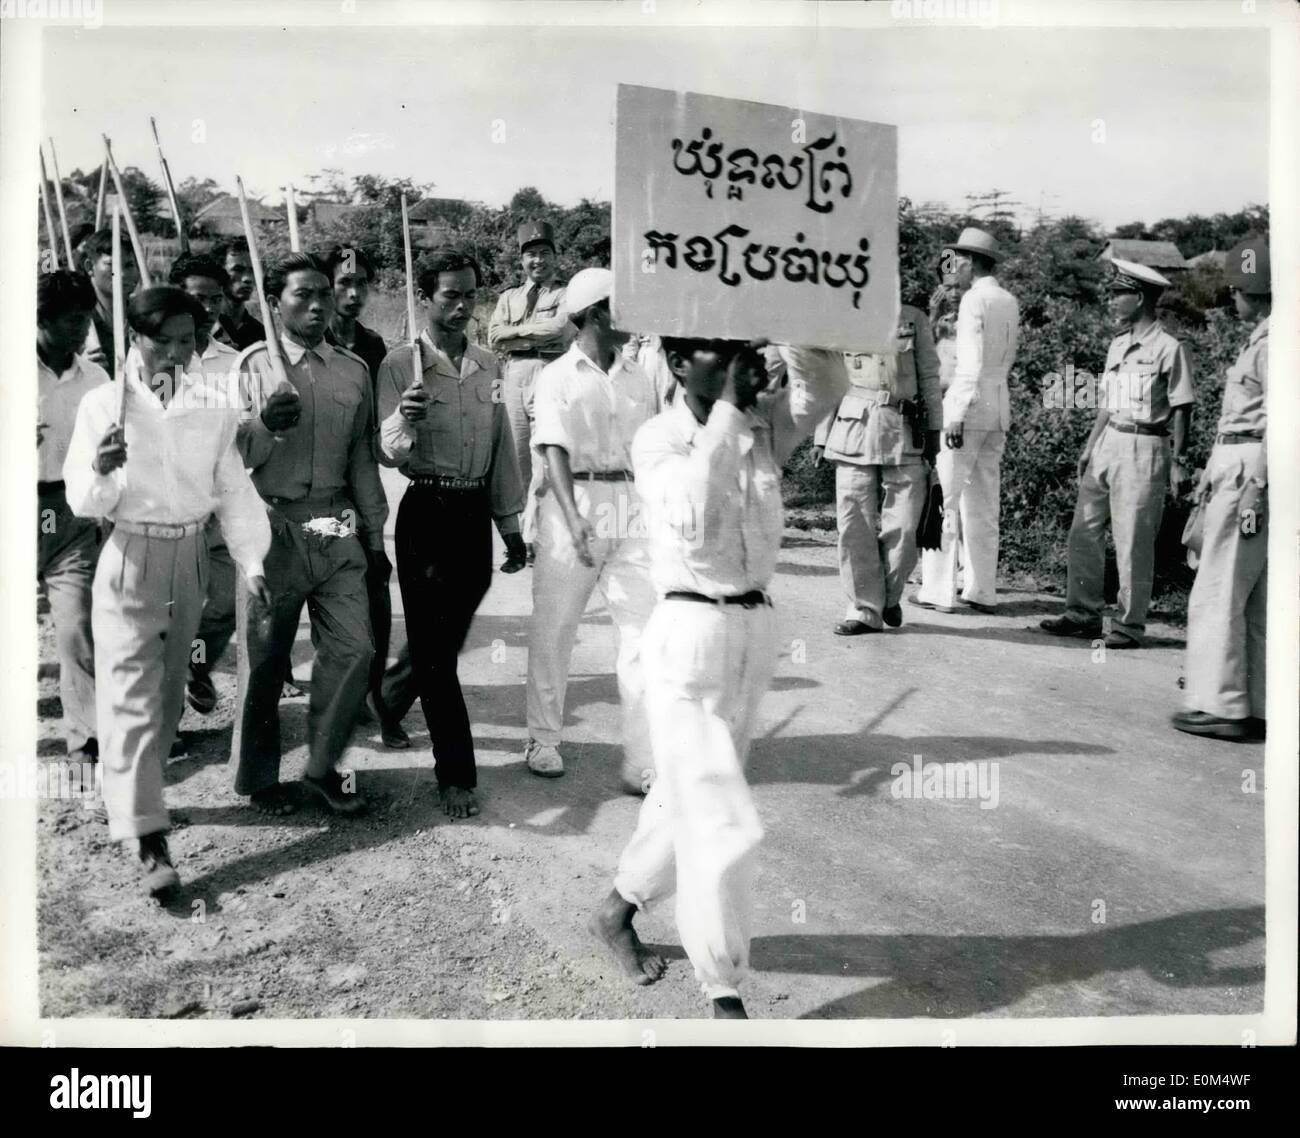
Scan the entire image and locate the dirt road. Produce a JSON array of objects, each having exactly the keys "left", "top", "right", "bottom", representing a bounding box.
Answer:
[{"left": 36, "top": 475, "right": 1264, "bottom": 1023}]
